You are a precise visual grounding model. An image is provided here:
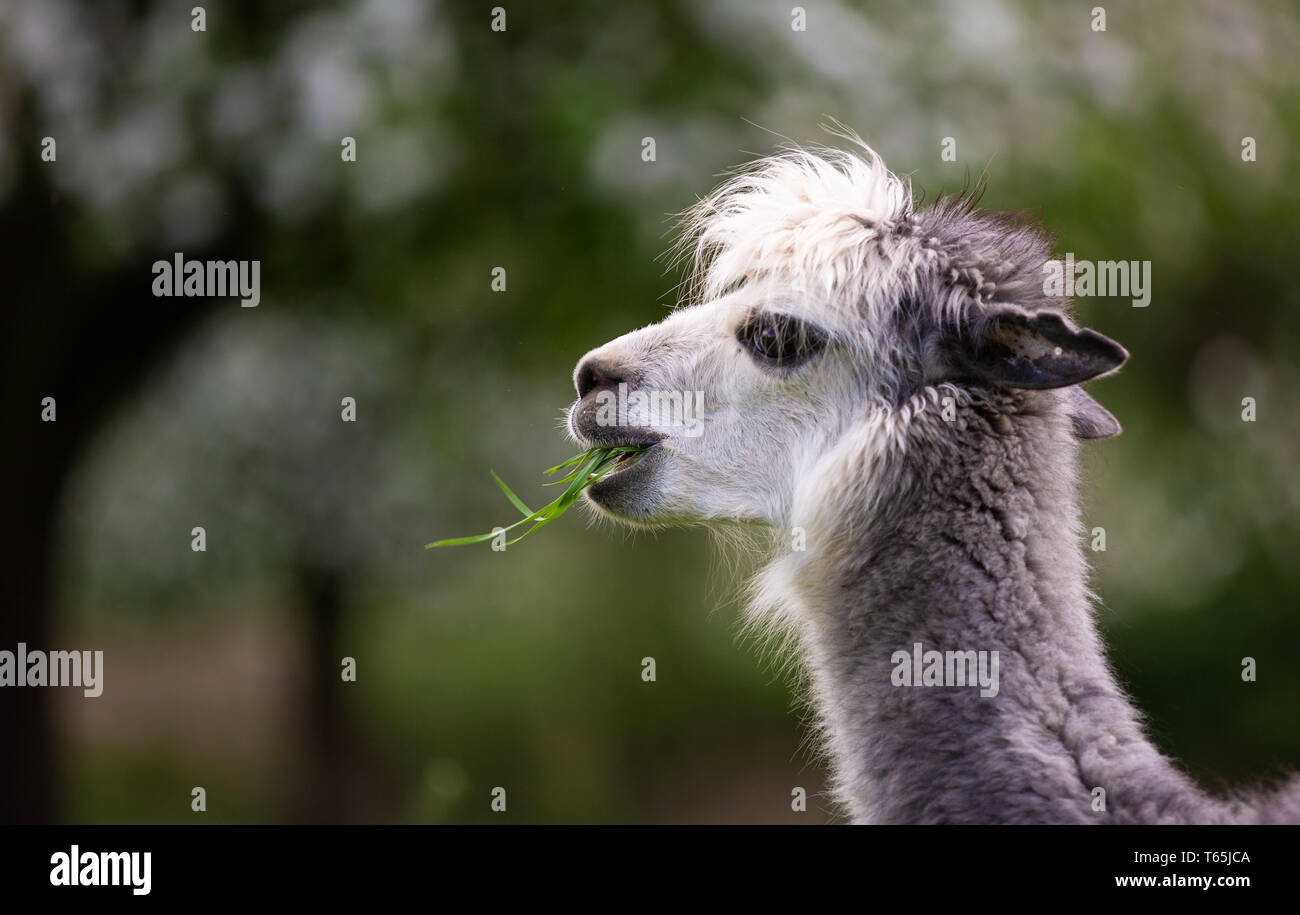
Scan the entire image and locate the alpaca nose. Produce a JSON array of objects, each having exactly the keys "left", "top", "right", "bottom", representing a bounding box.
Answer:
[{"left": 575, "top": 355, "right": 638, "bottom": 399}]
